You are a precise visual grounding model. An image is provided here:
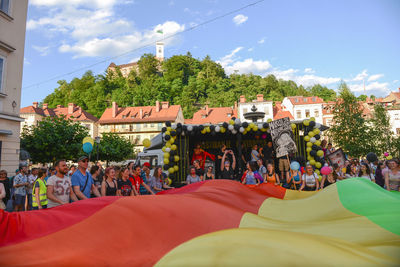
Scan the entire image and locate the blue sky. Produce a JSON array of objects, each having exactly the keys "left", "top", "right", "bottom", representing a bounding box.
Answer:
[{"left": 21, "top": 0, "right": 400, "bottom": 107}]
